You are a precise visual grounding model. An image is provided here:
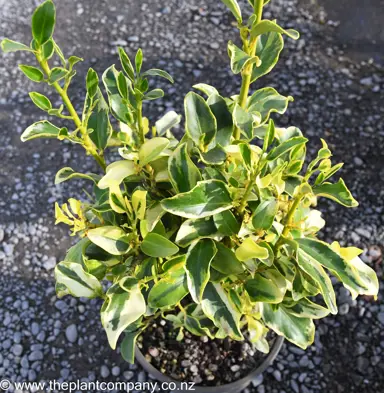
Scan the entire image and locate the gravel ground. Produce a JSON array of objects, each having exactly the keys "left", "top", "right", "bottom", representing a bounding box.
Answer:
[{"left": 0, "top": 0, "right": 383, "bottom": 392}]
